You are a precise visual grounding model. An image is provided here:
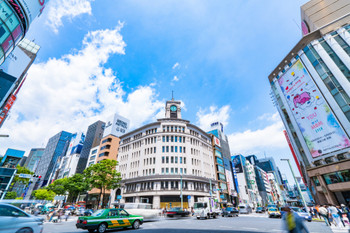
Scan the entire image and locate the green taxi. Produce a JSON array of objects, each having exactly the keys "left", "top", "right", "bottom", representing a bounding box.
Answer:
[{"left": 76, "top": 208, "right": 143, "bottom": 233}]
